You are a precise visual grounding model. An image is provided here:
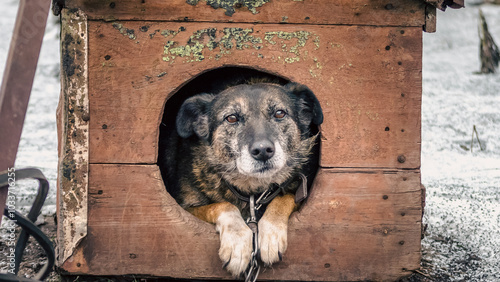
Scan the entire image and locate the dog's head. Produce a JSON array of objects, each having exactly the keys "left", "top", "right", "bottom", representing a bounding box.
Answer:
[{"left": 176, "top": 82, "right": 323, "bottom": 193}]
